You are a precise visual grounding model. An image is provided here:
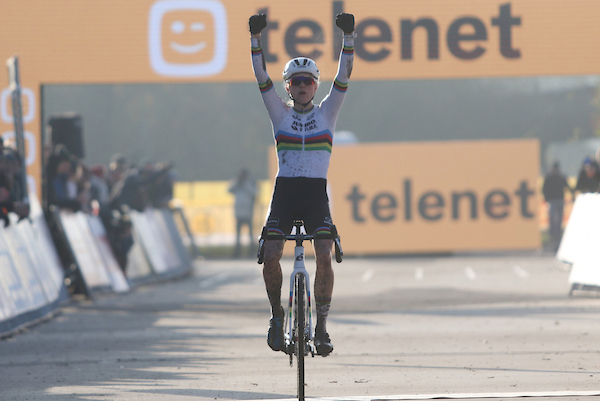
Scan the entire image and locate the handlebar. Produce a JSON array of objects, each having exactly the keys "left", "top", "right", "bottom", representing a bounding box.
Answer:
[{"left": 257, "top": 220, "right": 343, "bottom": 264}]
